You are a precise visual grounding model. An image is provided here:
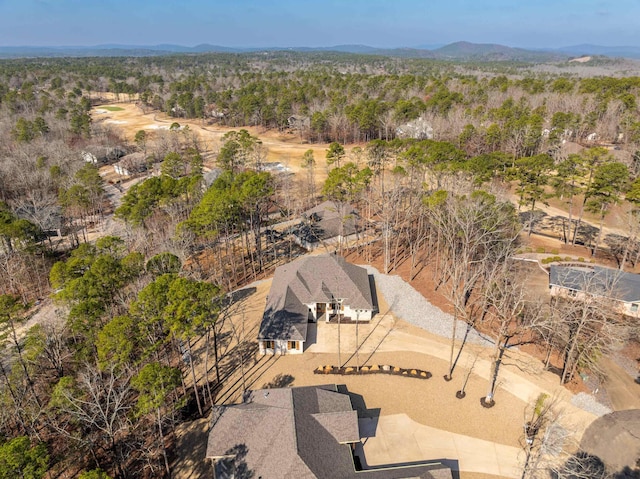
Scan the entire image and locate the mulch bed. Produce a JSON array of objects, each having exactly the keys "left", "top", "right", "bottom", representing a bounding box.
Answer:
[{"left": 313, "top": 364, "right": 432, "bottom": 379}]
